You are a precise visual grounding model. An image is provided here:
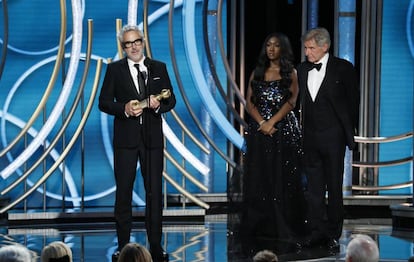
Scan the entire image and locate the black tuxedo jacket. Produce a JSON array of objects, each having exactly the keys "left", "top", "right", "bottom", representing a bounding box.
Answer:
[
  {"left": 297, "top": 55, "right": 359, "bottom": 150},
  {"left": 98, "top": 57, "right": 176, "bottom": 148}
]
